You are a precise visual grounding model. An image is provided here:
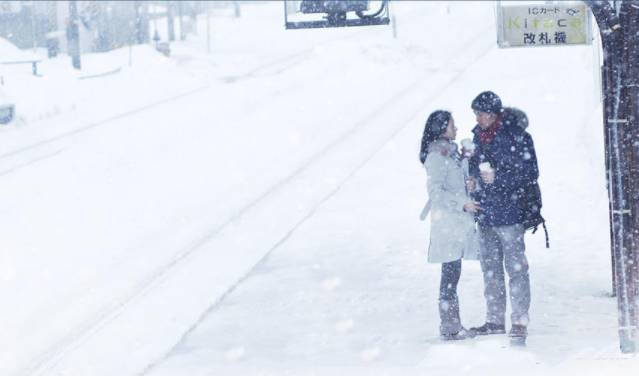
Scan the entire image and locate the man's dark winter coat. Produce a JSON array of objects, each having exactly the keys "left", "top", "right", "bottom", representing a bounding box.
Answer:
[{"left": 469, "top": 109, "right": 539, "bottom": 227}]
